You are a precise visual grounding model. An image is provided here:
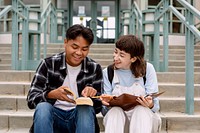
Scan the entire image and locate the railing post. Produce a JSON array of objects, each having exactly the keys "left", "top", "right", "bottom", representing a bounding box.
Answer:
[
  {"left": 130, "top": 6, "right": 135, "bottom": 35},
  {"left": 43, "top": 15, "right": 47, "bottom": 58},
  {"left": 185, "top": 9, "right": 194, "bottom": 115},
  {"left": 153, "top": 7, "right": 160, "bottom": 71},
  {"left": 21, "top": 7, "right": 29, "bottom": 70},
  {"left": 11, "top": 0, "right": 19, "bottom": 70},
  {"left": 162, "top": 0, "right": 169, "bottom": 72}
]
